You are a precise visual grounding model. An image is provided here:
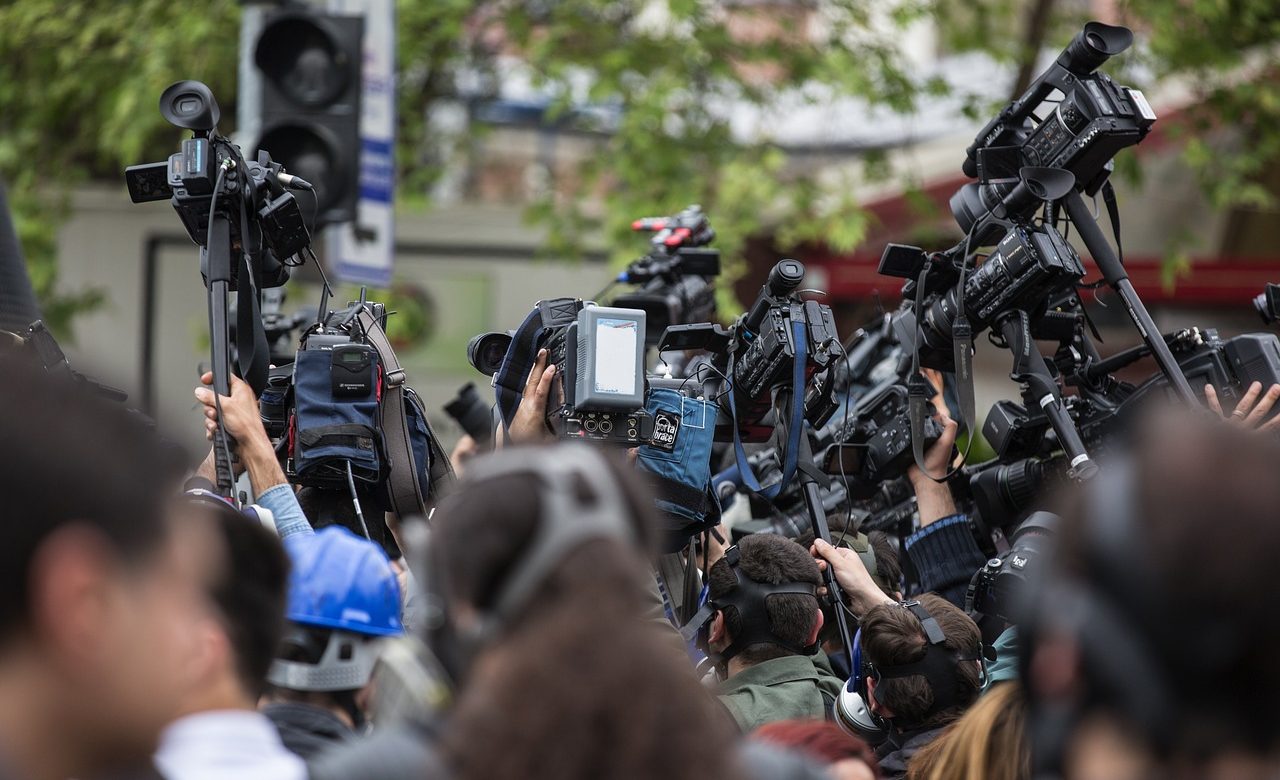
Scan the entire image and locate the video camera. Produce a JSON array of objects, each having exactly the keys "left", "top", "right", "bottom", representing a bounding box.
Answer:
[
  {"left": 820, "top": 384, "right": 944, "bottom": 499},
  {"left": 966, "top": 511, "right": 1057, "bottom": 645},
  {"left": 661, "top": 258, "right": 842, "bottom": 442},
  {"left": 957, "top": 22, "right": 1155, "bottom": 240},
  {"left": 882, "top": 208, "right": 1086, "bottom": 373},
  {"left": 612, "top": 205, "right": 721, "bottom": 342},
  {"left": 124, "top": 80, "right": 319, "bottom": 496},
  {"left": 124, "top": 81, "right": 310, "bottom": 294}
]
